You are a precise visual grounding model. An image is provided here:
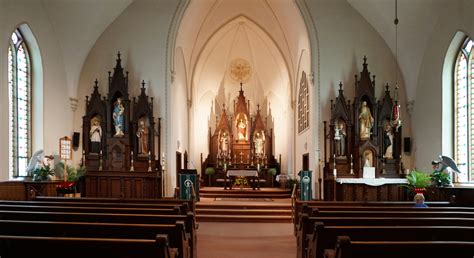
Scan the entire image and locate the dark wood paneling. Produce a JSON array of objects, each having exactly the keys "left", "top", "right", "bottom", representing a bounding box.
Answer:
[
  {"left": 0, "top": 182, "right": 25, "bottom": 200},
  {"left": 325, "top": 179, "right": 409, "bottom": 201},
  {"left": 85, "top": 170, "right": 161, "bottom": 199}
]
